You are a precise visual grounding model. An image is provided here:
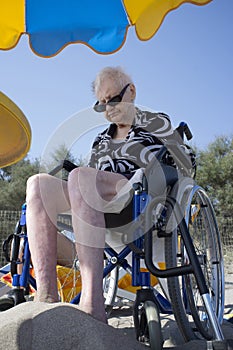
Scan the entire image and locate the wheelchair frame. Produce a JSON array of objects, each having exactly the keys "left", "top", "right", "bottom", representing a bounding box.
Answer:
[{"left": 0, "top": 123, "right": 225, "bottom": 350}]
